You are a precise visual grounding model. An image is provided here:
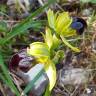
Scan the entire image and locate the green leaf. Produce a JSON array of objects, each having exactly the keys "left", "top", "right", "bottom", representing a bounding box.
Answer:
[
  {"left": 0, "top": 73, "right": 11, "bottom": 87},
  {"left": 0, "top": 20, "right": 43, "bottom": 45},
  {"left": 52, "top": 50, "right": 64, "bottom": 64},
  {"left": 0, "top": 0, "right": 56, "bottom": 45},
  {"left": 0, "top": 52, "right": 20, "bottom": 96},
  {"left": 0, "top": 5, "right": 7, "bottom": 13},
  {"left": 0, "top": 73, "right": 6, "bottom": 83},
  {"left": 44, "top": 85, "right": 50, "bottom": 96},
  {"left": 0, "top": 20, "right": 7, "bottom": 32},
  {"left": 80, "top": 0, "right": 96, "bottom": 3},
  {"left": 60, "top": 35, "right": 80, "bottom": 52}
]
